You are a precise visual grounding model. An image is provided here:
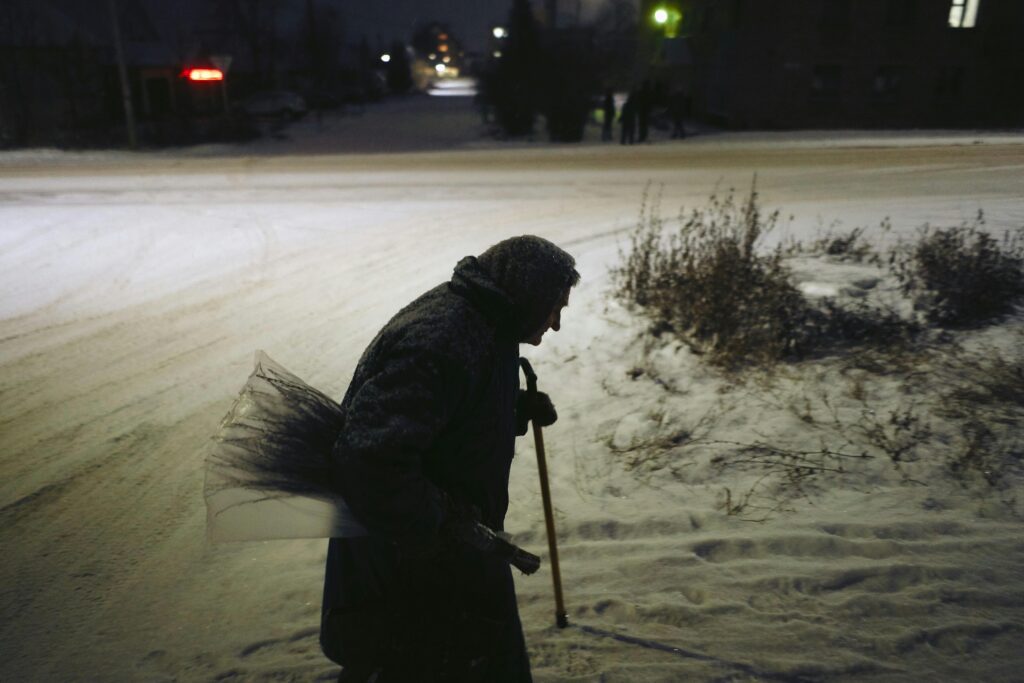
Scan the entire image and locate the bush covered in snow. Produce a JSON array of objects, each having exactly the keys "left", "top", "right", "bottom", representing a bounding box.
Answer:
[
  {"left": 889, "top": 215, "right": 1024, "bottom": 327},
  {"left": 613, "top": 184, "right": 914, "bottom": 367},
  {"left": 615, "top": 185, "right": 803, "bottom": 366},
  {"left": 612, "top": 187, "right": 1024, "bottom": 514}
]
